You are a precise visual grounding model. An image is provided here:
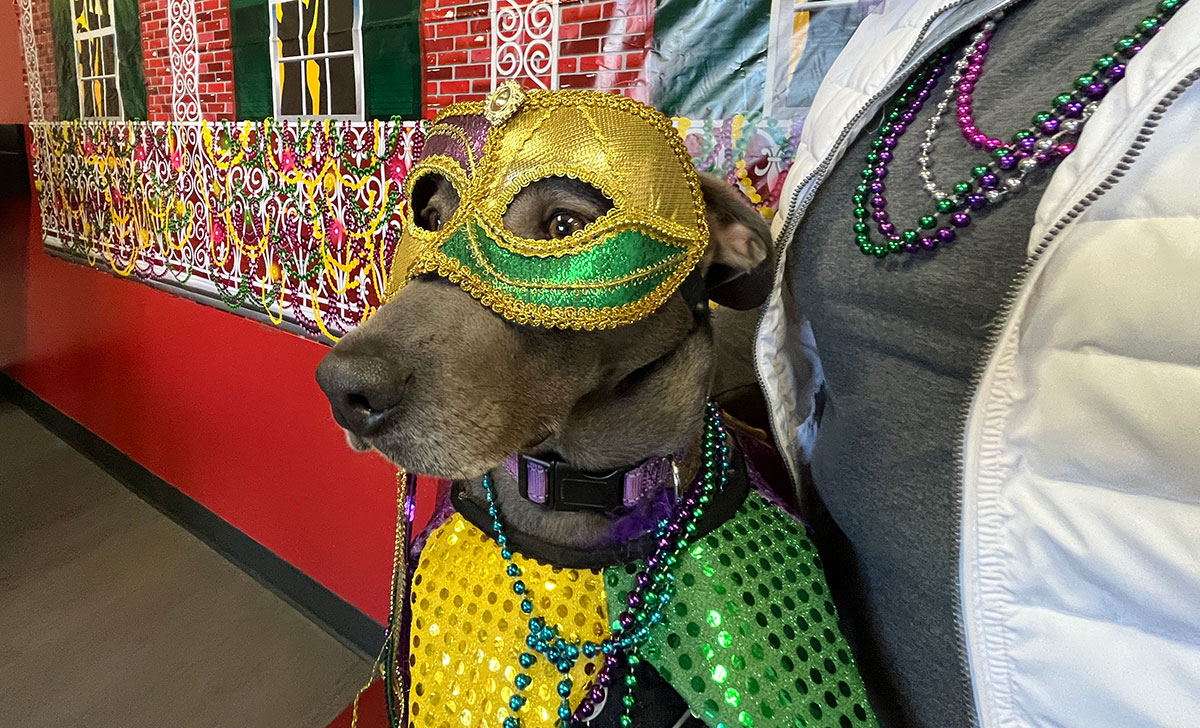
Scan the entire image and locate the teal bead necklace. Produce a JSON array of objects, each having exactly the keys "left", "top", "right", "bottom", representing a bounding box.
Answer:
[
  {"left": 481, "top": 398, "right": 730, "bottom": 727},
  {"left": 851, "top": 0, "right": 1187, "bottom": 258}
]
